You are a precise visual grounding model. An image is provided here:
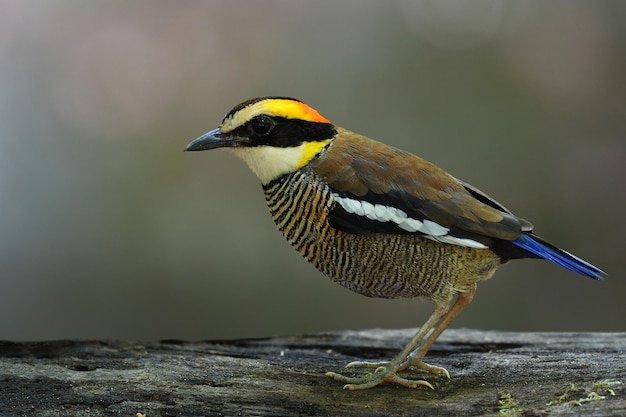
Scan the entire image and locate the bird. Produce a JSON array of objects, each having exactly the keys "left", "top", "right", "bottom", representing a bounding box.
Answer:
[{"left": 185, "top": 96, "right": 605, "bottom": 390}]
